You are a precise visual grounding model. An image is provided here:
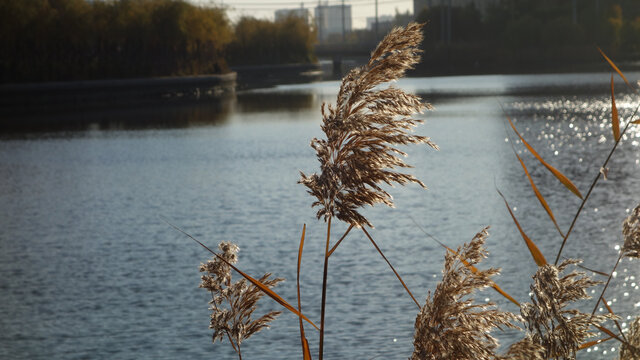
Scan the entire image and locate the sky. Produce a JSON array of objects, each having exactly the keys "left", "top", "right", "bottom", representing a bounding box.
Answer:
[{"left": 190, "top": 0, "right": 414, "bottom": 29}]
